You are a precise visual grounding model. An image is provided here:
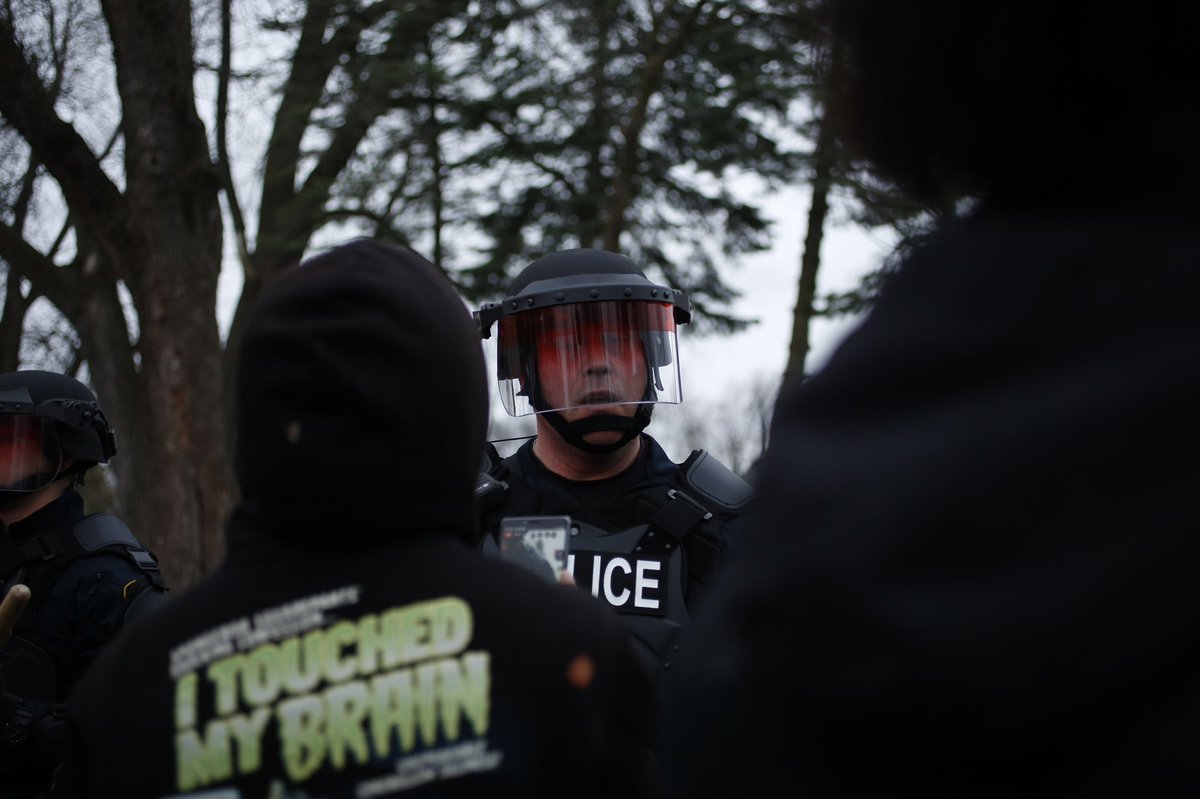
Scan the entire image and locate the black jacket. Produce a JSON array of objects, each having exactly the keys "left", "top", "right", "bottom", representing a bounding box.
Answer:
[
  {"left": 2, "top": 491, "right": 162, "bottom": 697},
  {"left": 0, "top": 489, "right": 164, "bottom": 796},
  {"left": 68, "top": 508, "right": 657, "bottom": 798},
  {"left": 663, "top": 205, "right": 1200, "bottom": 796}
]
